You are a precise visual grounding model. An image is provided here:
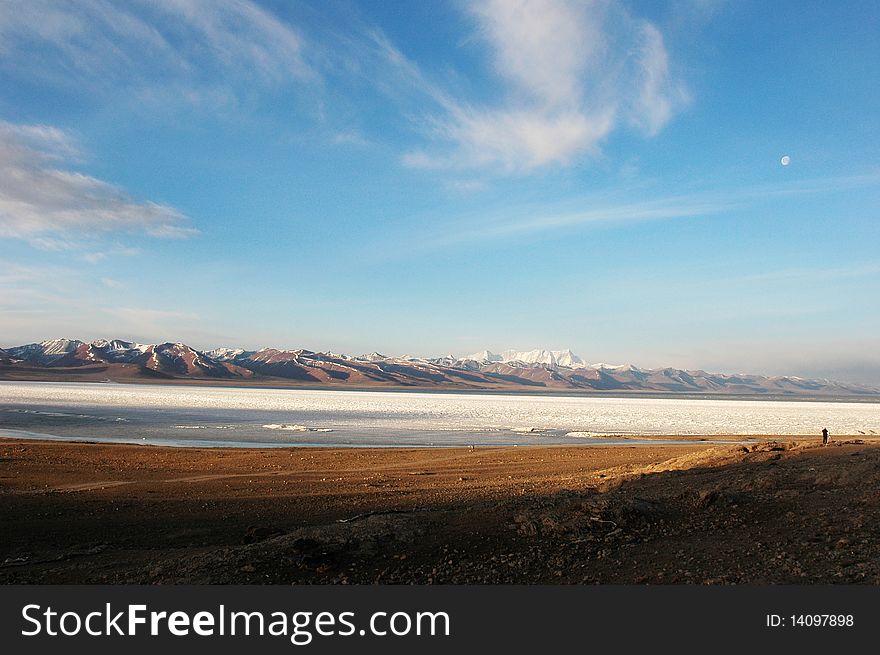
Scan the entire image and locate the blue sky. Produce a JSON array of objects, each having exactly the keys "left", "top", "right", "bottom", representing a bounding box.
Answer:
[{"left": 1, "top": 0, "right": 878, "bottom": 383}]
